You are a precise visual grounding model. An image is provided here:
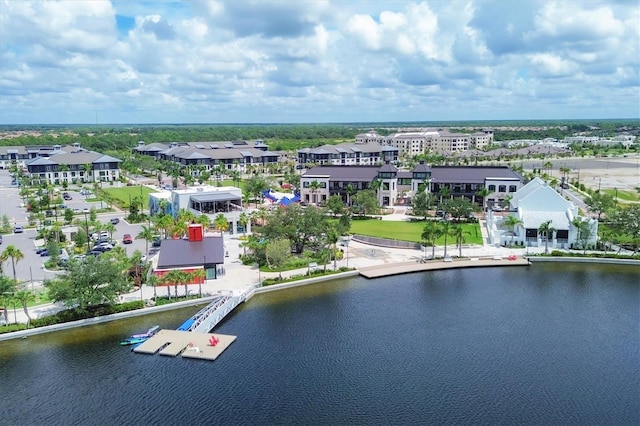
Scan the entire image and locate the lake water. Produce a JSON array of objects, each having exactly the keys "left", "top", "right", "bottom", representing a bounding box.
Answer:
[{"left": 1, "top": 263, "right": 638, "bottom": 425}]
